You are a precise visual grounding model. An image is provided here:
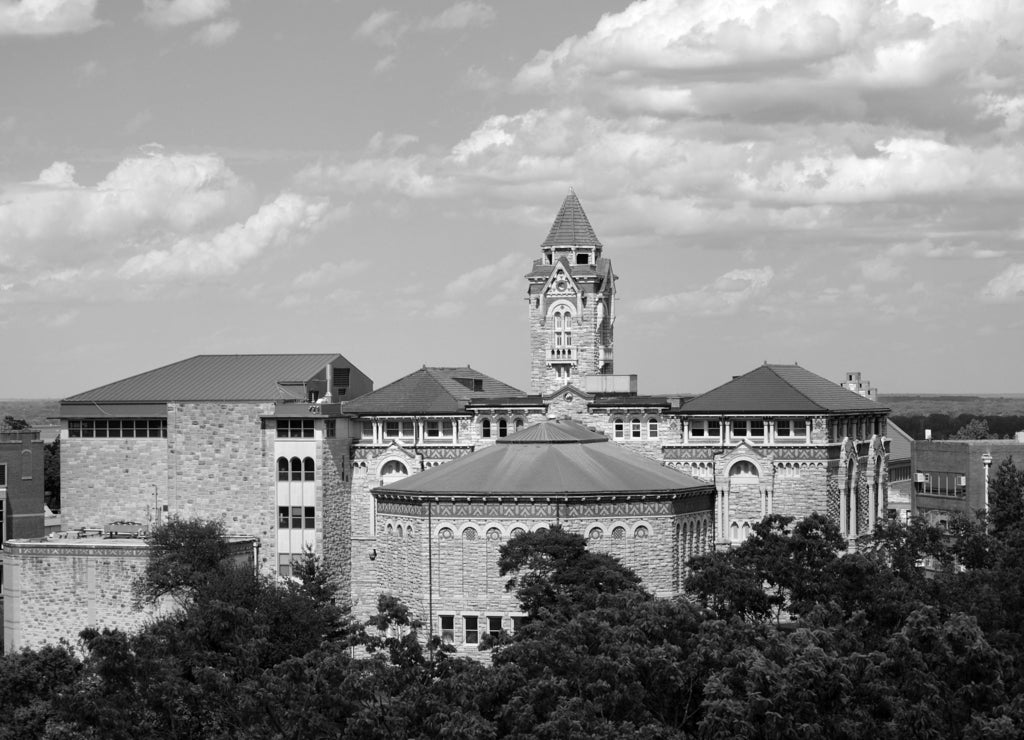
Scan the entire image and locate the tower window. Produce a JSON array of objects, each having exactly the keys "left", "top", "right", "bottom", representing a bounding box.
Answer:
[{"left": 576, "top": 253, "right": 589, "bottom": 264}]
